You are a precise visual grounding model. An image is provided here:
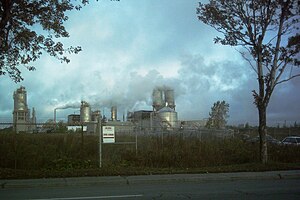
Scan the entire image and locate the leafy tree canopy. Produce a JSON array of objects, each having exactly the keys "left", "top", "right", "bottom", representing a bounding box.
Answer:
[
  {"left": 197, "top": 0, "right": 299, "bottom": 108},
  {"left": 197, "top": 0, "right": 299, "bottom": 163},
  {"left": 206, "top": 100, "right": 229, "bottom": 129},
  {"left": 0, "top": 0, "right": 118, "bottom": 83}
]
